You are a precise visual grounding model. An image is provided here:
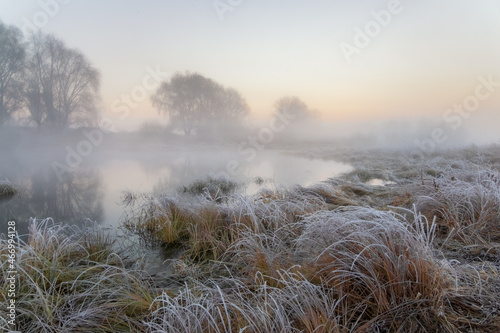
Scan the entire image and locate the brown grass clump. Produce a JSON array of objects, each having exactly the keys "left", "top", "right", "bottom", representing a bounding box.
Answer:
[
  {"left": 0, "top": 219, "right": 157, "bottom": 332},
  {"left": 122, "top": 186, "right": 328, "bottom": 262},
  {"left": 391, "top": 191, "right": 413, "bottom": 207},
  {"left": 0, "top": 180, "right": 17, "bottom": 201},
  {"left": 5, "top": 146, "right": 500, "bottom": 332},
  {"left": 218, "top": 206, "right": 492, "bottom": 332},
  {"left": 415, "top": 167, "right": 500, "bottom": 245},
  {"left": 291, "top": 208, "right": 468, "bottom": 332},
  {"left": 122, "top": 194, "right": 193, "bottom": 247}
]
